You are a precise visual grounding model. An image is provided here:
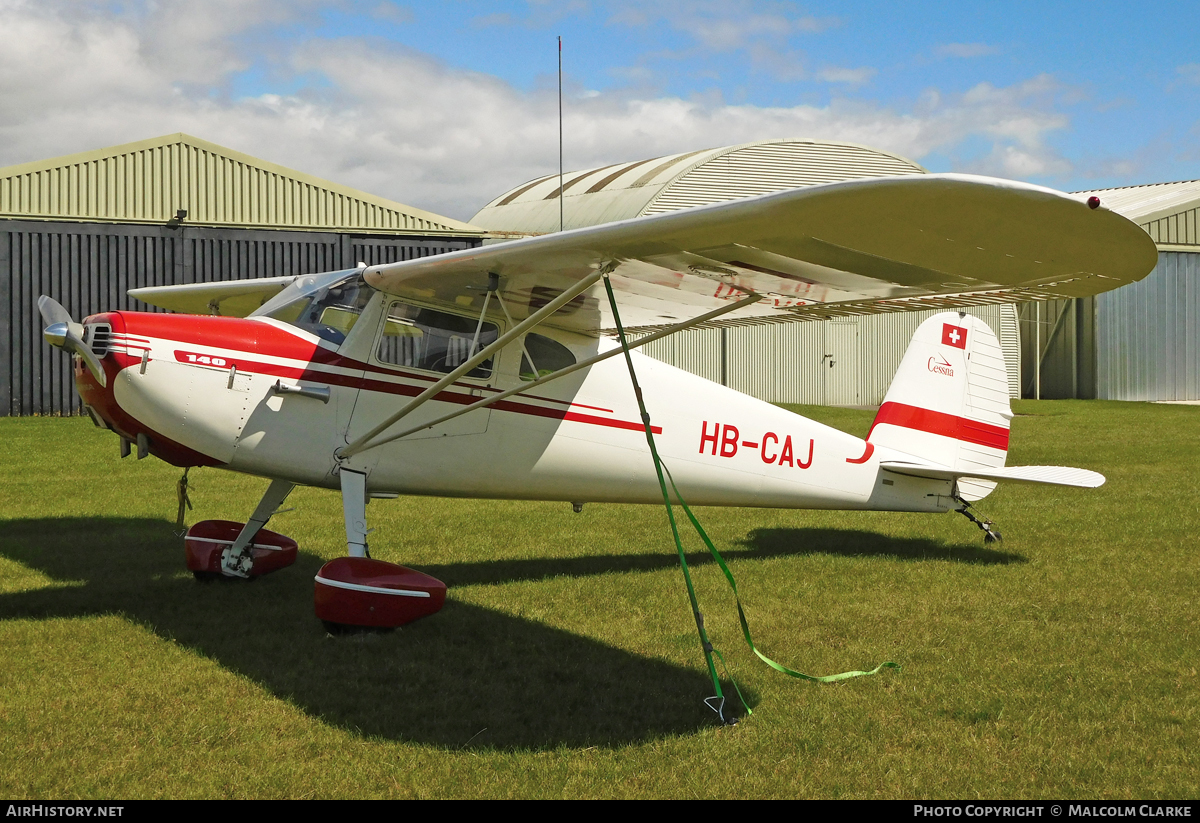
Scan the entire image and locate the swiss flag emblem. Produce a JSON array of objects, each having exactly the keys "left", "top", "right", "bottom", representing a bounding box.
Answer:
[{"left": 942, "top": 323, "right": 968, "bottom": 349}]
